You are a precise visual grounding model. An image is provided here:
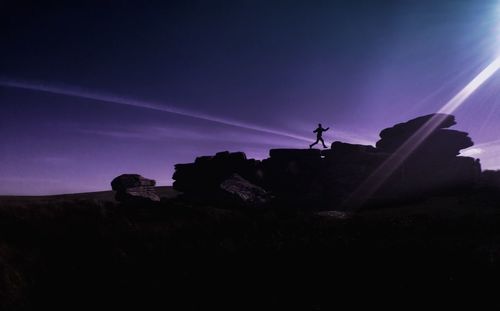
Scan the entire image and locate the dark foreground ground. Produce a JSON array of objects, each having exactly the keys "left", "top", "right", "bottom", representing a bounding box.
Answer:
[{"left": 2, "top": 187, "right": 500, "bottom": 309}]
